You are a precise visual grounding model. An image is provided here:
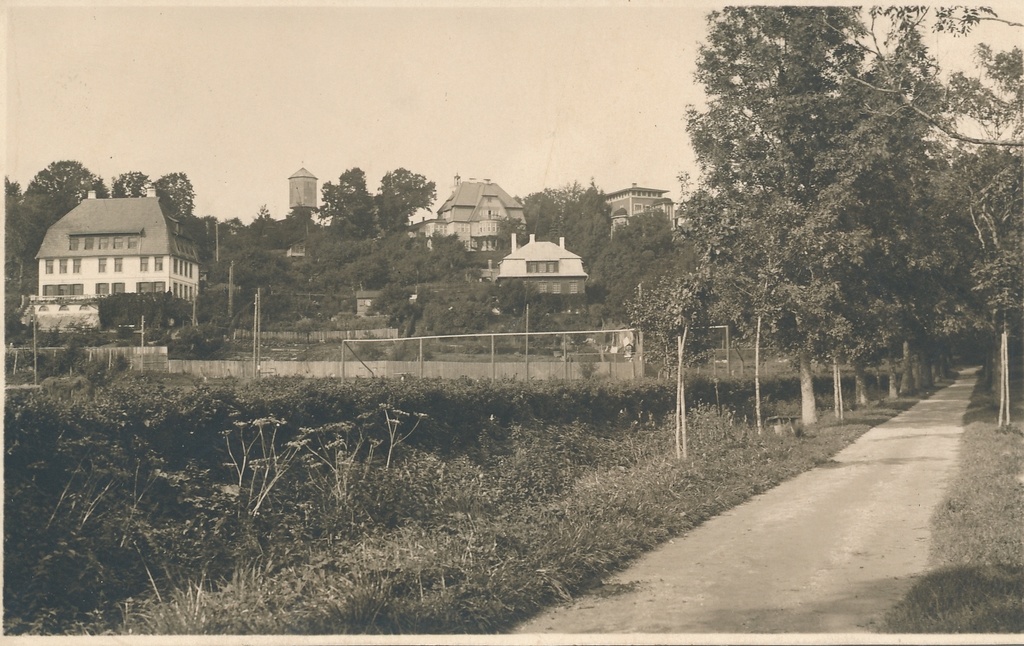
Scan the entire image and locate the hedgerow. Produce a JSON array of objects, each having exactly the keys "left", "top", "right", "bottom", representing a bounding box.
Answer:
[{"left": 4, "top": 372, "right": 873, "bottom": 634}]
